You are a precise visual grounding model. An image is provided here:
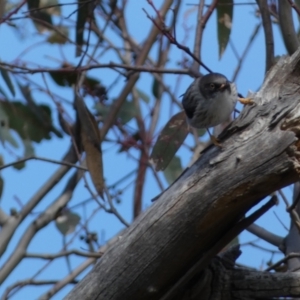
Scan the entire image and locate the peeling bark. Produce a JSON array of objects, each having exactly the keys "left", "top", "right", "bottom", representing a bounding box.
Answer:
[{"left": 65, "top": 49, "right": 300, "bottom": 300}]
